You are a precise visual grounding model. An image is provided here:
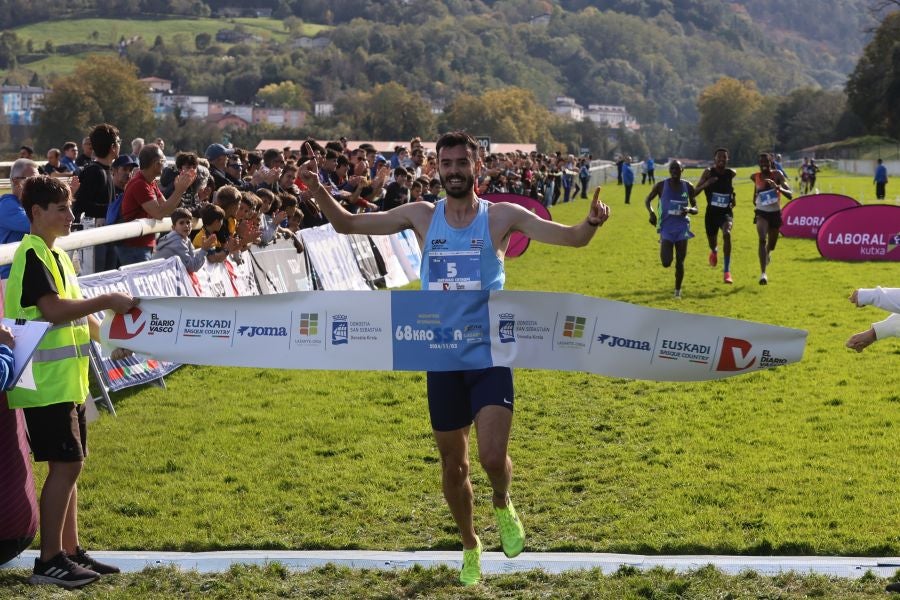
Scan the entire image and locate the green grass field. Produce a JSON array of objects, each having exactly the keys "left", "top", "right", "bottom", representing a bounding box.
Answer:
[
  {"left": 2, "top": 17, "right": 326, "bottom": 78},
  {"left": 3, "top": 168, "right": 900, "bottom": 597}
]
